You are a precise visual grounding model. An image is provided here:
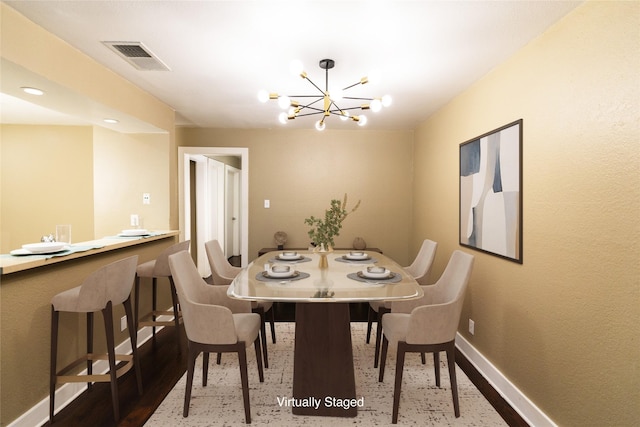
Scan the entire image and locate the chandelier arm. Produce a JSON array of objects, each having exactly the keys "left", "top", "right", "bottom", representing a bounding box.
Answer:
[
  {"left": 342, "top": 81, "right": 364, "bottom": 91},
  {"left": 295, "top": 110, "right": 326, "bottom": 117},
  {"left": 303, "top": 76, "right": 326, "bottom": 95},
  {"left": 342, "top": 96, "right": 375, "bottom": 101}
]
